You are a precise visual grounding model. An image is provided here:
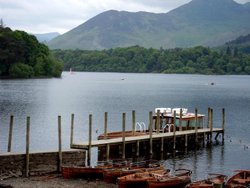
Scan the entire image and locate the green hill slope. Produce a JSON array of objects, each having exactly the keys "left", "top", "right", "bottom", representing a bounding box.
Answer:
[{"left": 48, "top": 0, "right": 250, "bottom": 50}]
